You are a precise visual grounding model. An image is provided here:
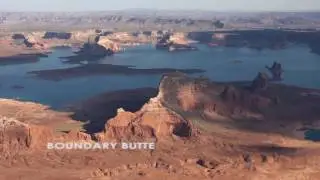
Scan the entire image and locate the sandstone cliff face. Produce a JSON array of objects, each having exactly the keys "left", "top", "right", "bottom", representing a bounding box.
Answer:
[
  {"left": 138, "top": 98, "right": 191, "bottom": 138},
  {"left": 71, "top": 33, "right": 122, "bottom": 55},
  {"left": 10, "top": 31, "right": 78, "bottom": 50},
  {"left": 169, "top": 33, "right": 189, "bottom": 45},
  {"left": 64, "top": 130, "right": 92, "bottom": 141},
  {"left": 25, "top": 33, "right": 48, "bottom": 49},
  {"left": 94, "top": 74, "right": 197, "bottom": 141},
  {"left": 99, "top": 108, "right": 154, "bottom": 140},
  {"left": 71, "top": 29, "right": 98, "bottom": 42},
  {"left": 0, "top": 114, "right": 96, "bottom": 158},
  {"left": 97, "top": 36, "right": 121, "bottom": 52},
  {"left": 103, "top": 31, "right": 153, "bottom": 46},
  {"left": 160, "top": 73, "right": 272, "bottom": 118},
  {"left": 10, "top": 33, "right": 45, "bottom": 49},
  {"left": 156, "top": 32, "right": 197, "bottom": 51},
  {"left": 97, "top": 96, "right": 192, "bottom": 141},
  {"left": 0, "top": 116, "right": 54, "bottom": 158},
  {"left": 96, "top": 73, "right": 274, "bottom": 142},
  {"left": 177, "top": 82, "right": 206, "bottom": 111}
]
